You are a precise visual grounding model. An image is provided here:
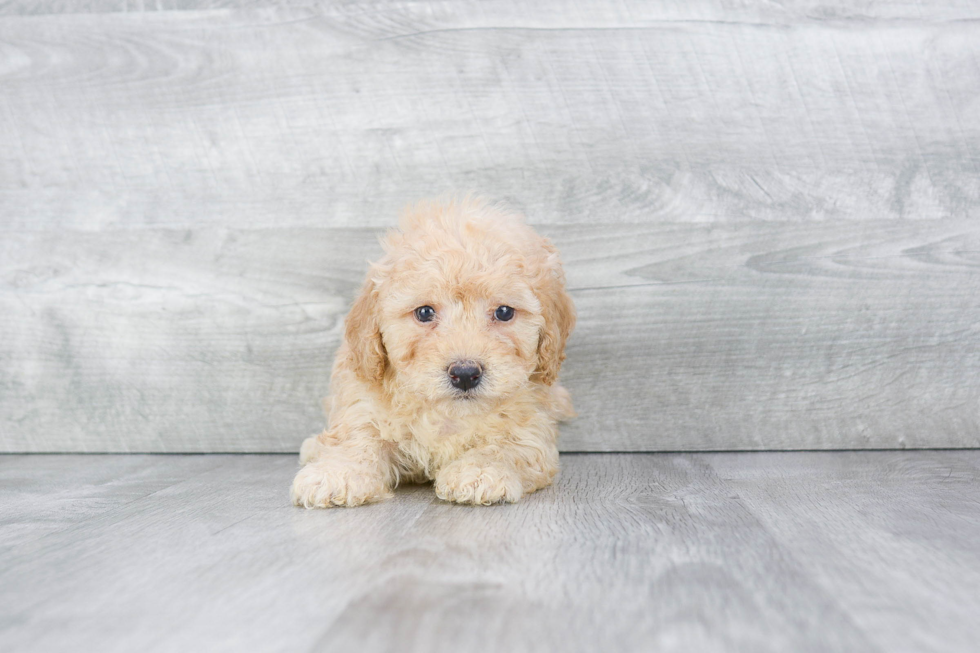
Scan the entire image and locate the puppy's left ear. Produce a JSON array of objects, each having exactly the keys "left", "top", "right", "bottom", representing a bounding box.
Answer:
[{"left": 534, "top": 242, "right": 576, "bottom": 386}]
